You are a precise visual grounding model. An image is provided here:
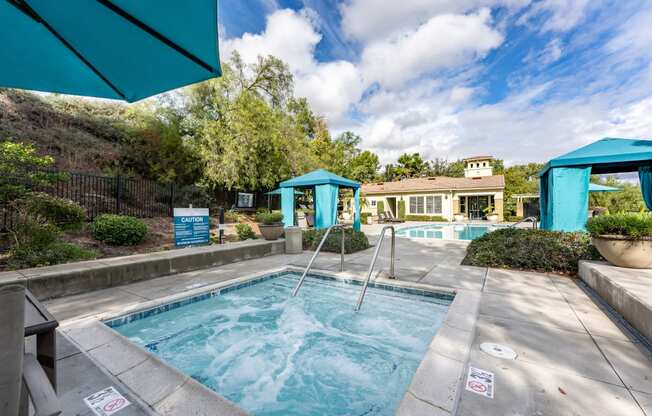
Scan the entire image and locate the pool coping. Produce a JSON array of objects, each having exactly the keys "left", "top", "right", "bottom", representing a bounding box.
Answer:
[{"left": 60, "top": 266, "right": 480, "bottom": 416}]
